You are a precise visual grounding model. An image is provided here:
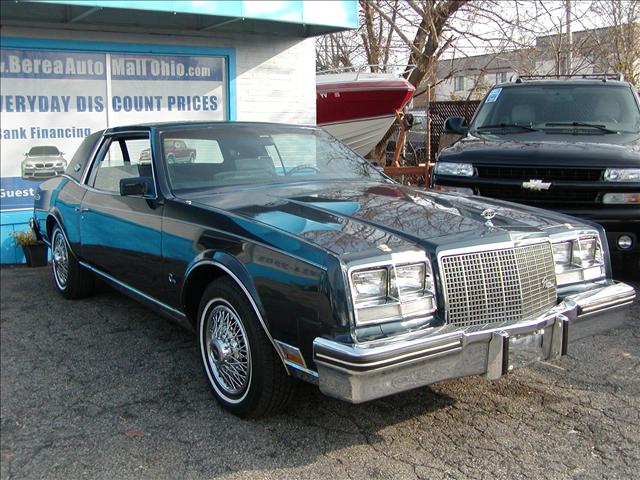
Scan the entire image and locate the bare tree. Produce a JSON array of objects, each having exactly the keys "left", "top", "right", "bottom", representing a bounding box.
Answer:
[{"left": 315, "top": 0, "right": 640, "bottom": 163}]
